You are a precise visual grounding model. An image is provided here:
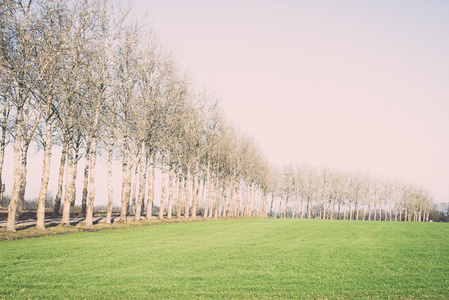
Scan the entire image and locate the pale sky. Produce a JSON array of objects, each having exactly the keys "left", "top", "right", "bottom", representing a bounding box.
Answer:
[
  {"left": 3, "top": 0, "right": 448, "bottom": 205},
  {"left": 131, "top": 0, "right": 449, "bottom": 202}
]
